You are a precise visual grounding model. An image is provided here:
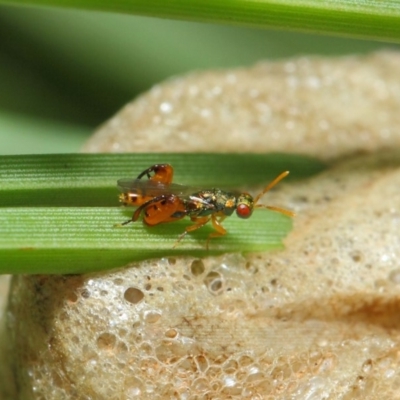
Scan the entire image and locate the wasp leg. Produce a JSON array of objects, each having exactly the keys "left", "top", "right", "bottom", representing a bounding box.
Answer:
[
  {"left": 206, "top": 214, "right": 228, "bottom": 249},
  {"left": 173, "top": 216, "right": 210, "bottom": 248},
  {"left": 114, "top": 219, "right": 132, "bottom": 228},
  {"left": 119, "top": 201, "right": 149, "bottom": 226},
  {"left": 136, "top": 164, "right": 174, "bottom": 184},
  {"left": 118, "top": 207, "right": 143, "bottom": 226}
]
